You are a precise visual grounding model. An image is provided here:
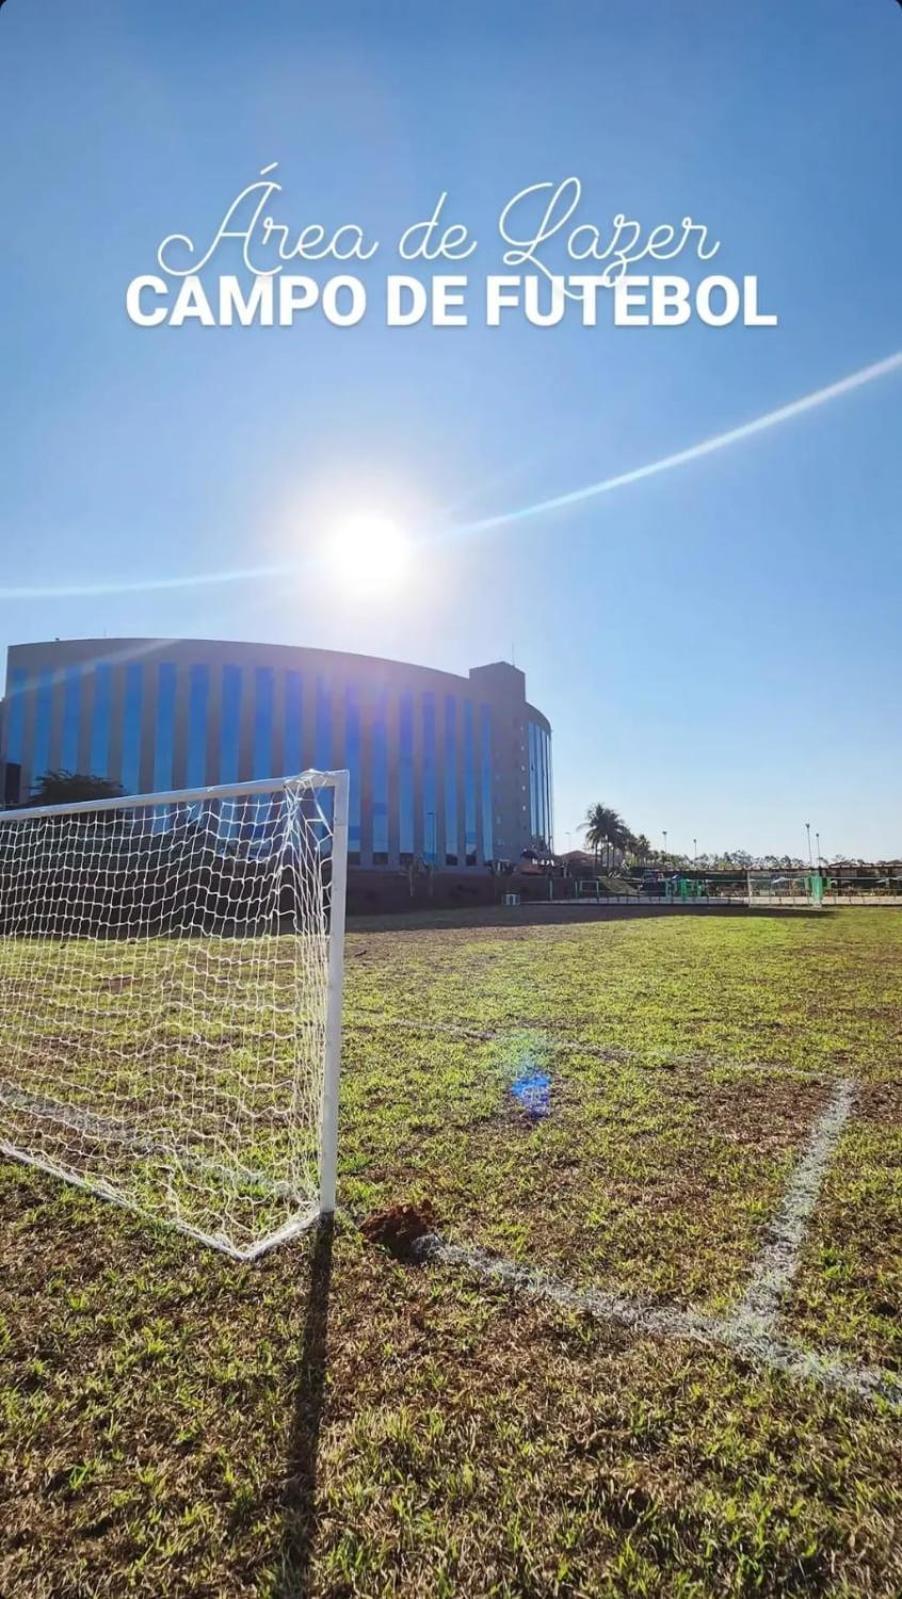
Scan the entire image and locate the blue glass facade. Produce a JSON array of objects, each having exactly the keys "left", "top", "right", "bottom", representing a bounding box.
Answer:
[
  {"left": 443, "top": 695, "right": 458, "bottom": 864},
  {"left": 463, "top": 700, "right": 477, "bottom": 864},
  {"left": 61, "top": 668, "right": 80, "bottom": 773},
  {"left": 421, "top": 692, "right": 437, "bottom": 865},
  {"left": 89, "top": 663, "right": 112, "bottom": 777},
  {"left": 219, "top": 664, "right": 241, "bottom": 786},
  {"left": 528, "top": 722, "right": 538, "bottom": 841},
  {"left": 315, "top": 676, "right": 331, "bottom": 769},
  {"left": 345, "top": 682, "right": 361, "bottom": 857},
  {"left": 5, "top": 669, "right": 26, "bottom": 766},
  {"left": 186, "top": 664, "right": 209, "bottom": 789},
  {"left": 371, "top": 691, "right": 389, "bottom": 859},
  {"left": 252, "top": 667, "right": 275, "bottom": 779},
  {"left": 398, "top": 691, "right": 414, "bottom": 857},
  {"left": 32, "top": 671, "right": 53, "bottom": 784},
  {"left": 283, "top": 670, "right": 302, "bottom": 775},
  {"left": 154, "top": 662, "right": 177, "bottom": 800},
  {"left": 480, "top": 704, "right": 494, "bottom": 863},
  {"left": 2, "top": 644, "right": 551, "bottom": 862},
  {"left": 527, "top": 719, "right": 552, "bottom": 847},
  {"left": 121, "top": 663, "right": 144, "bottom": 794}
]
